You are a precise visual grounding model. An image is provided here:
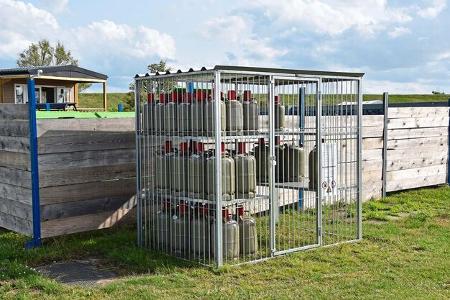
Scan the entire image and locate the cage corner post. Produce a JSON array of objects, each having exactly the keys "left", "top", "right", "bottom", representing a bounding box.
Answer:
[
  {"left": 25, "top": 77, "right": 42, "bottom": 249},
  {"left": 298, "top": 86, "right": 306, "bottom": 210},
  {"left": 135, "top": 78, "right": 143, "bottom": 247},
  {"left": 447, "top": 97, "right": 450, "bottom": 186},
  {"left": 214, "top": 70, "right": 223, "bottom": 267},
  {"left": 381, "top": 92, "right": 389, "bottom": 199},
  {"left": 356, "top": 79, "right": 364, "bottom": 241}
]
